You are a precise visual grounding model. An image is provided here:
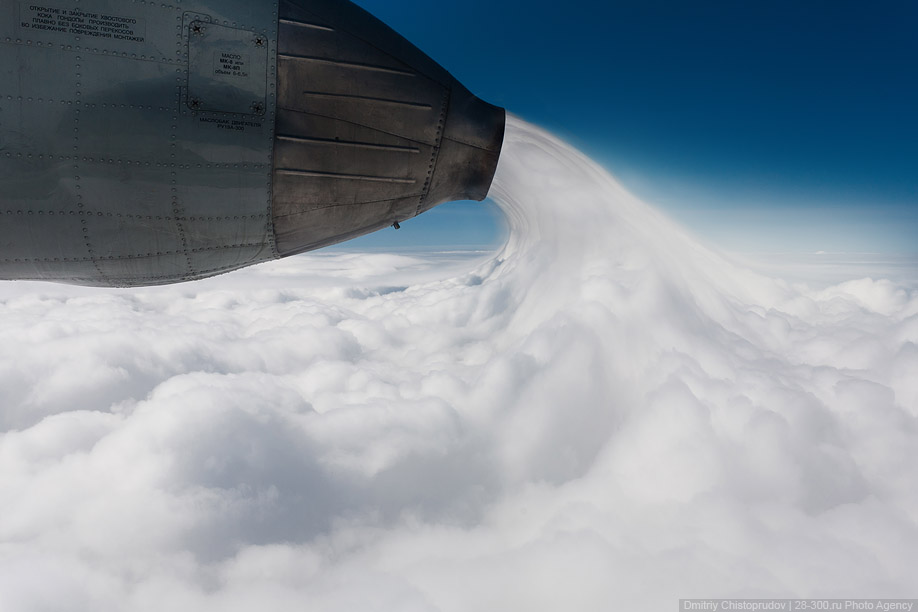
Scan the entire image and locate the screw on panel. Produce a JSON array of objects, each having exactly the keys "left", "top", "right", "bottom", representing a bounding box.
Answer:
[
  {"left": 189, "top": 98, "right": 202, "bottom": 110},
  {"left": 251, "top": 102, "right": 265, "bottom": 114},
  {"left": 191, "top": 22, "right": 205, "bottom": 36},
  {"left": 254, "top": 35, "right": 266, "bottom": 47}
]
